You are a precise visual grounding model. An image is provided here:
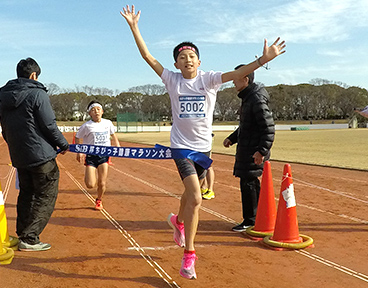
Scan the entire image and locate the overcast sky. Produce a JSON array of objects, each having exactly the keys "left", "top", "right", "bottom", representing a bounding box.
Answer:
[{"left": 1, "top": 0, "right": 367, "bottom": 94}]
